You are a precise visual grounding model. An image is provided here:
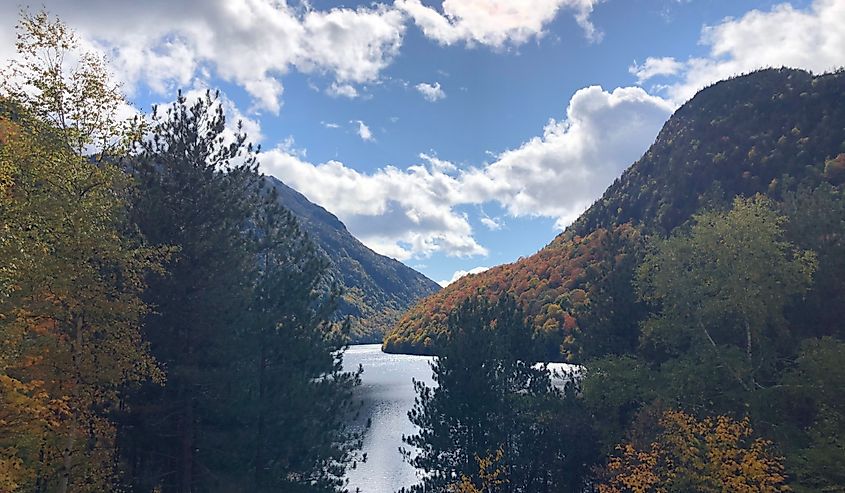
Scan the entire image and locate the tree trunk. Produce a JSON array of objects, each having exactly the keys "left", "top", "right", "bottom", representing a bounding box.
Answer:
[
  {"left": 254, "top": 339, "right": 267, "bottom": 488},
  {"left": 180, "top": 321, "right": 195, "bottom": 493},
  {"left": 58, "top": 432, "right": 74, "bottom": 493},
  {"left": 180, "top": 396, "right": 194, "bottom": 492},
  {"left": 745, "top": 320, "right": 756, "bottom": 389}
]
